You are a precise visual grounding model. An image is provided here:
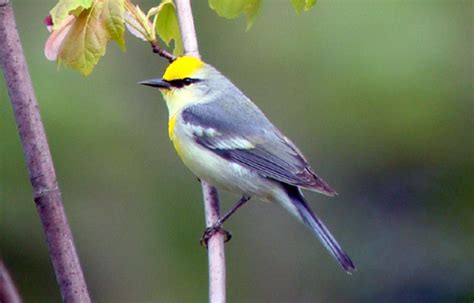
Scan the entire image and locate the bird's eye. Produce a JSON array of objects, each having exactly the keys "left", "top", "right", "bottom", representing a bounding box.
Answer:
[{"left": 168, "top": 78, "right": 199, "bottom": 88}]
